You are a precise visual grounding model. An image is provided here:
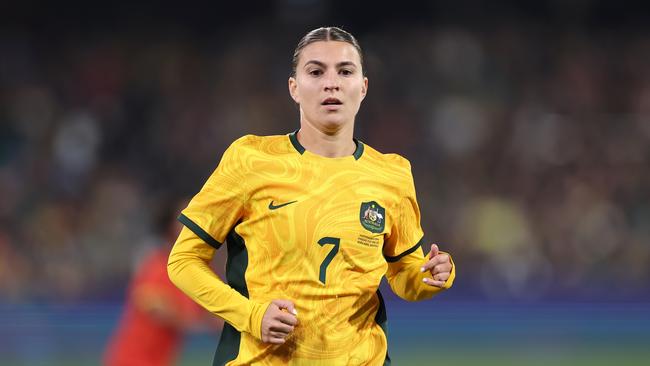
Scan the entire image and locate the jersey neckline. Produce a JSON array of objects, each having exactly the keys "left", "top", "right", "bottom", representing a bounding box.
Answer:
[{"left": 288, "top": 130, "right": 364, "bottom": 161}]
